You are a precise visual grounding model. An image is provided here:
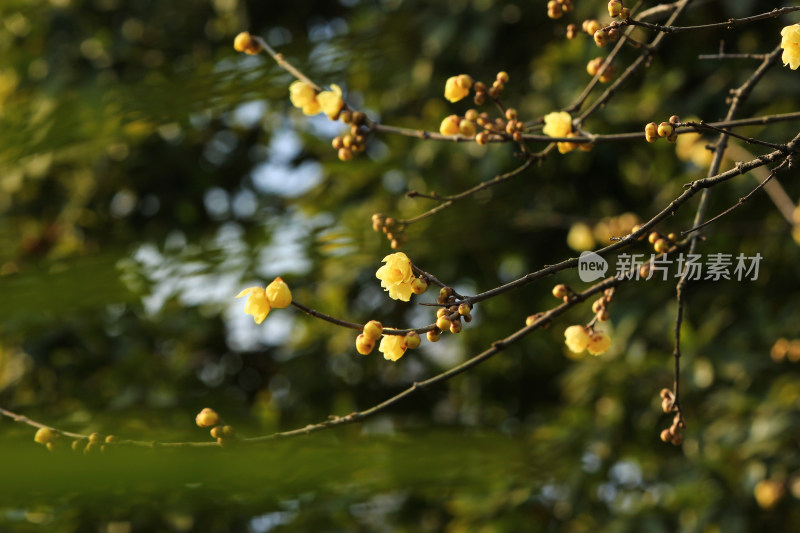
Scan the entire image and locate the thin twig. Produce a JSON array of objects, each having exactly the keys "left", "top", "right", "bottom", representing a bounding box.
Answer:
[{"left": 623, "top": 6, "right": 800, "bottom": 34}]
